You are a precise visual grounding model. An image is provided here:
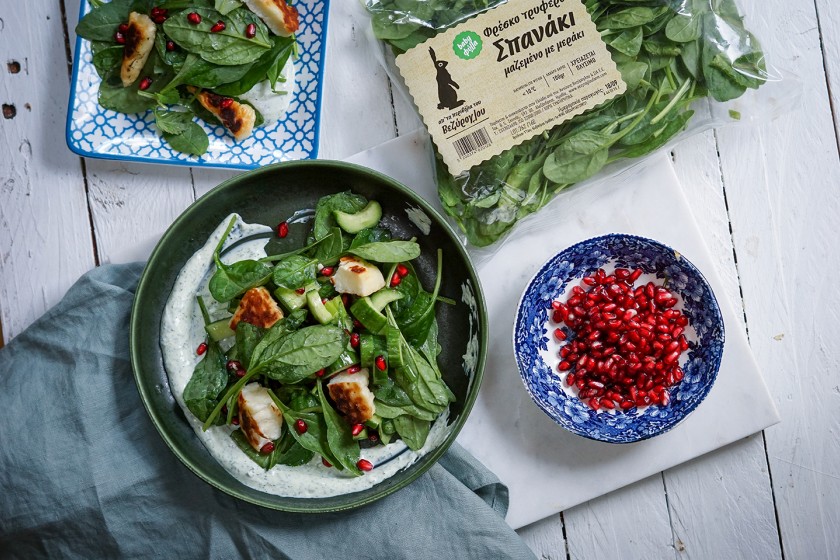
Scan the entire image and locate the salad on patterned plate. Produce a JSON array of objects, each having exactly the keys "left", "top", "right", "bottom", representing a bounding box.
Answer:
[
  {"left": 75, "top": 0, "right": 301, "bottom": 156},
  {"left": 171, "top": 192, "right": 456, "bottom": 482}
]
